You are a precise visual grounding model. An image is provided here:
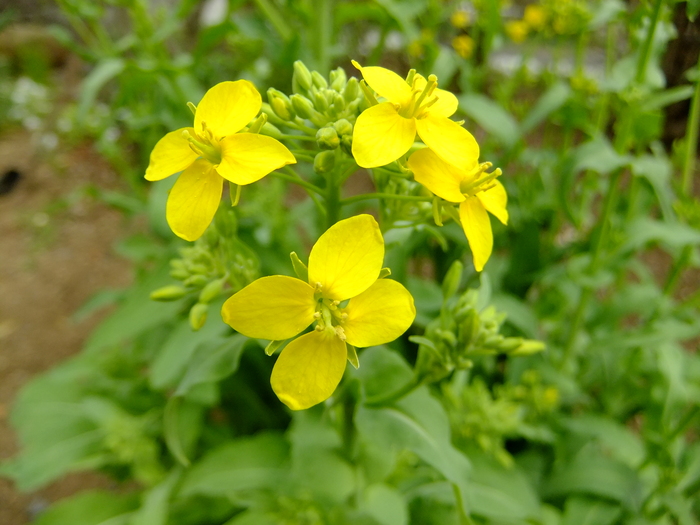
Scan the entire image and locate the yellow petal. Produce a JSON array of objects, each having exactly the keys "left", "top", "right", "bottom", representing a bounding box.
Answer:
[
  {"left": 145, "top": 128, "right": 198, "bottom": 181},
  {"left": 270, "top": 330, "right": 347, "bottom": 410},
  {"left": 415, "top": 114, "right": 480, "bottom": 168},
  {"left": 166, "top": 159, "right": 223, "bottom": 241},
  {"left": 352, "top": 102, "right": 416, "bottom": 168},
  {"left": 221, "top": 276, "right": 315, "bottom": 340},
  {"left": 342, "top": 279, "right": 416, "bottom": 348},
  {"left": 217, "top": 133, "right": 296, "bottom": 185},
  {"left": 407, "top": 148, "right": 466, "bottom": 203},
  {"left": 477, "top": 180, "right": 509, "bottom": 225},
  {"left": 413, "top": 74, "right": 458, "bottom": 117},
  {"left": 194, "top": 80, "right": 262, "bottom": 139},
  {"left": 352, "top": 60, "right": 413, "bottom": 107},
  {"left": 459, "top": 198, "right": 492, "bottom": 272},
  {"left": 308, "top": 215, "right": 384, "bottom": 301}
]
